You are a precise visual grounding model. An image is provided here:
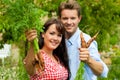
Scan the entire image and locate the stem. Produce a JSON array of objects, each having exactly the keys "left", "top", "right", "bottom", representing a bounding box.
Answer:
[
  {"left": 75, "top": 62, "right": 84, "bottom": 80},
  {"left": 33, "top": 38, "right": 39, "bottom": 54}
]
